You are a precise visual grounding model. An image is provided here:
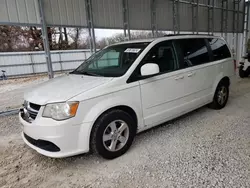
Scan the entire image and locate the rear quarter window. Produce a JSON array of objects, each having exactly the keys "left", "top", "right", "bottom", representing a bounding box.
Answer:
[{"left": 208, "top": 38, "right": 231, "bottom": 61}]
